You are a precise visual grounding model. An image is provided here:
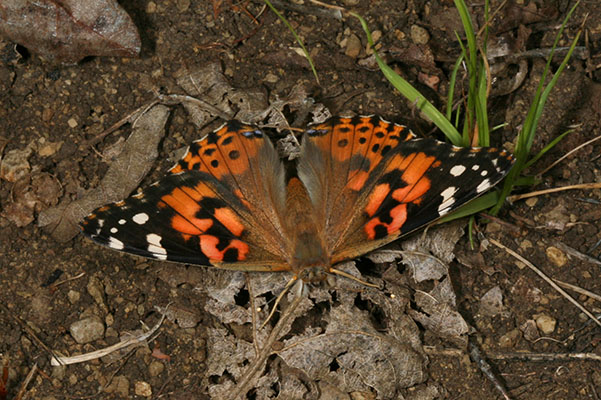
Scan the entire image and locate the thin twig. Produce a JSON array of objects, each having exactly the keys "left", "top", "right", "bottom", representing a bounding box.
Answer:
[
  {"left": 49, "top": 272, "right": 86, "bottom": 290},
  {"left": 14, "top": 363, "right": 37, "bottom": 400},
  {"left": 230, "top": 285, "right": 305, "bottom": 399},
  {"left": 245, "top": 273, "right": 260, "bottom": 355},
  {"left": 488, "top": 352, "right": 601, "bottom": 361},
  {"left": 51, "top": 308, "right": 168, "bottom": 366},
  {"left": 537, "top": 134, "right": 601, "bottom": 176},
  {"left": 507, "top": 183, "right": 601, "bottom": 202},
  {"left": 553, "top": 279, "right": 601, "bottom": 303},
  {"left": 469, "top": 336, "right": 511, "bottom": 400},
  {"left": 269, "top": 0, "right": 342, "bottom": 19},
  {"left": 554, "top": 242, "right": 601, "bottom": 267},
  {"left": 489, "top": 238, "right": 601, "bottom": 329},
  {"left": 0, "top": 304, "right": 58, "bottom": 361},
  {"left": 157, "top": 93, "right": 232, "bottom": 121}
]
